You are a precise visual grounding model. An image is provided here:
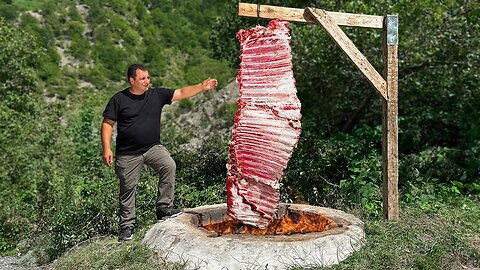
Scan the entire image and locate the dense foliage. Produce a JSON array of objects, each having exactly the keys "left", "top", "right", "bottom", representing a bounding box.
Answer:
[
  {"left": 211, "top": 0, "right": 480, "bottom": 212},
  {"left": 0, "top": 0, "right": 232, "bottom": 261},
  {"left": 0, "top": 0, "right": 479, "bottom": 267}
]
